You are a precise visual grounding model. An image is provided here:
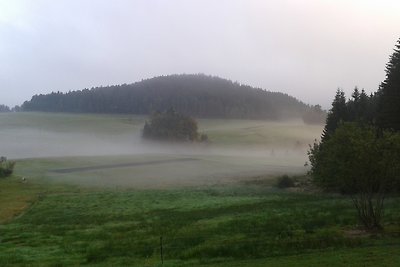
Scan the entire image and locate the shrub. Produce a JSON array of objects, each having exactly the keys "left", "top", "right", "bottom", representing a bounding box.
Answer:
[
  {"left": 200, "top": 133, "right": 209, "bottom": 142},
  {"left": 0, "top": 157, "right": 16, "bottom": 178},
  {"left": 277, "top": 175, "right": 295, "bottom": 188}
]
